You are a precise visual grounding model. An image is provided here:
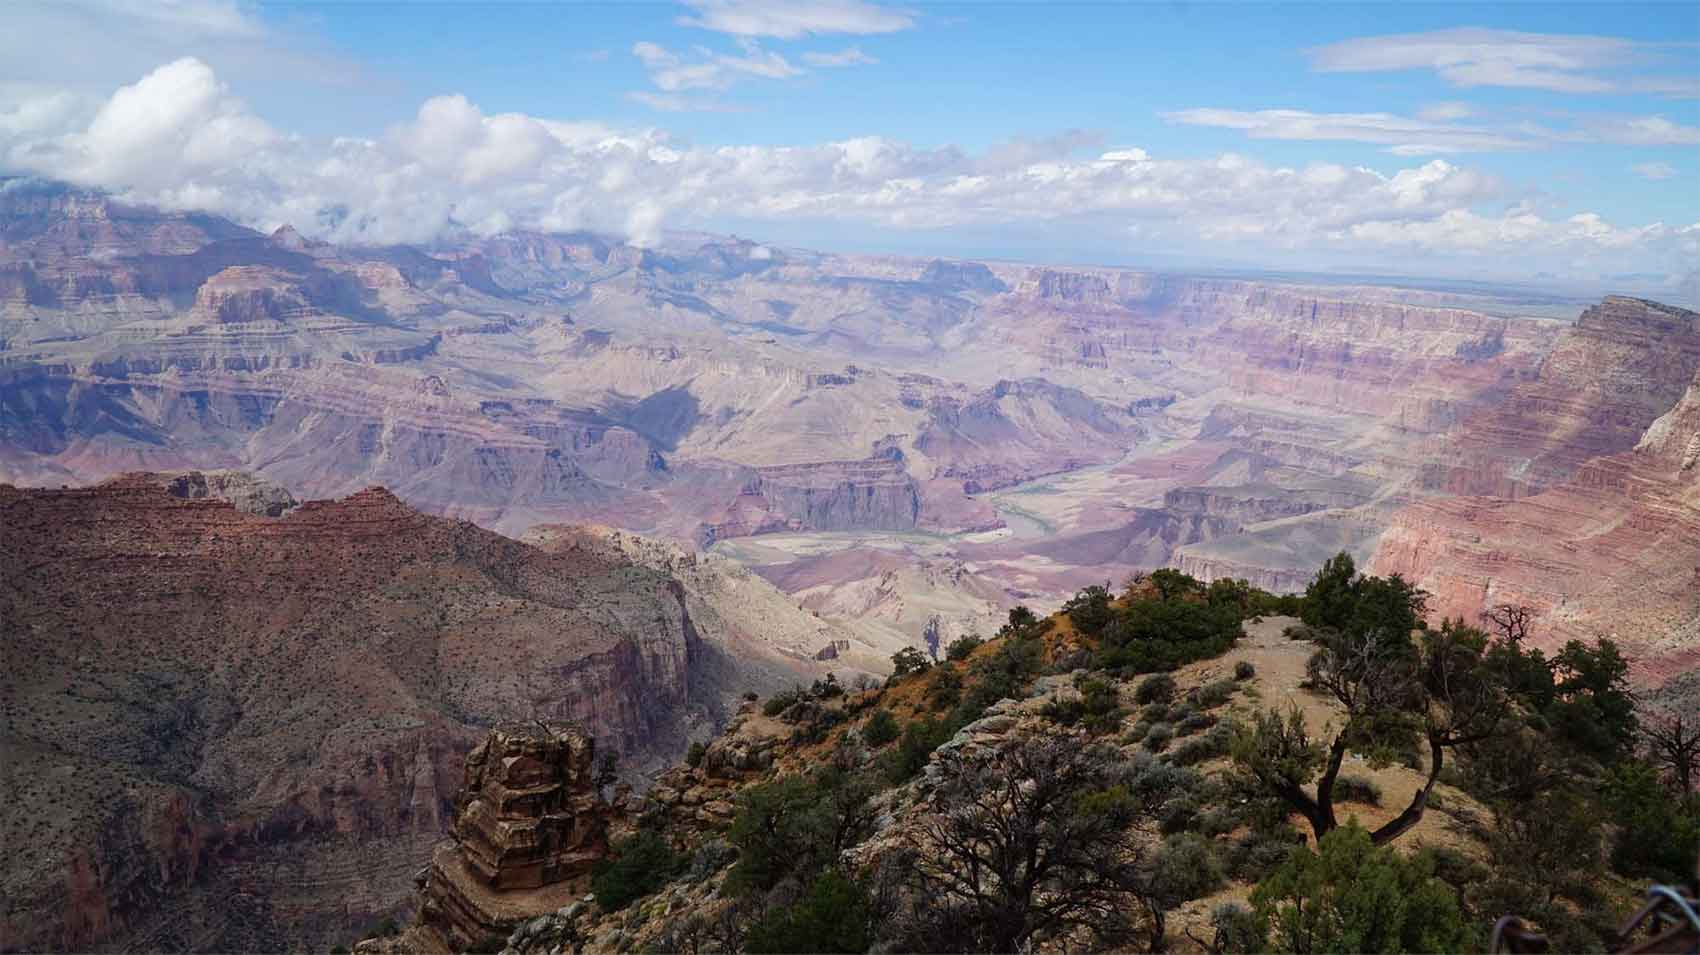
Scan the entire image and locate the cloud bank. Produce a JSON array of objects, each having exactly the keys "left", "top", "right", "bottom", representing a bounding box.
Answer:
[{"left": 2, "top": 58, "right": 1695, "bottom": 281}]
